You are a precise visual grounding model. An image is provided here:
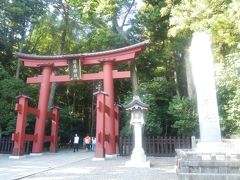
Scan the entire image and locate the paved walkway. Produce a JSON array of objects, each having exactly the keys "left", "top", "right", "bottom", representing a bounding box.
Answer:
[{"left": 0, "top": 150, "right": 177, "bottom": 180}]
